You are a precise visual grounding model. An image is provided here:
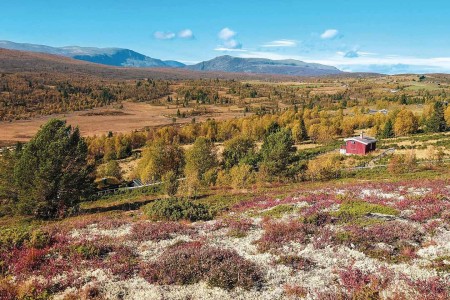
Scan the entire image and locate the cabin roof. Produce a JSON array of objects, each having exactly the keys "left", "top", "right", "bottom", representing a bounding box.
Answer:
[{"left": 344, "top": 135, "right": 377, "bottom": 145}]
